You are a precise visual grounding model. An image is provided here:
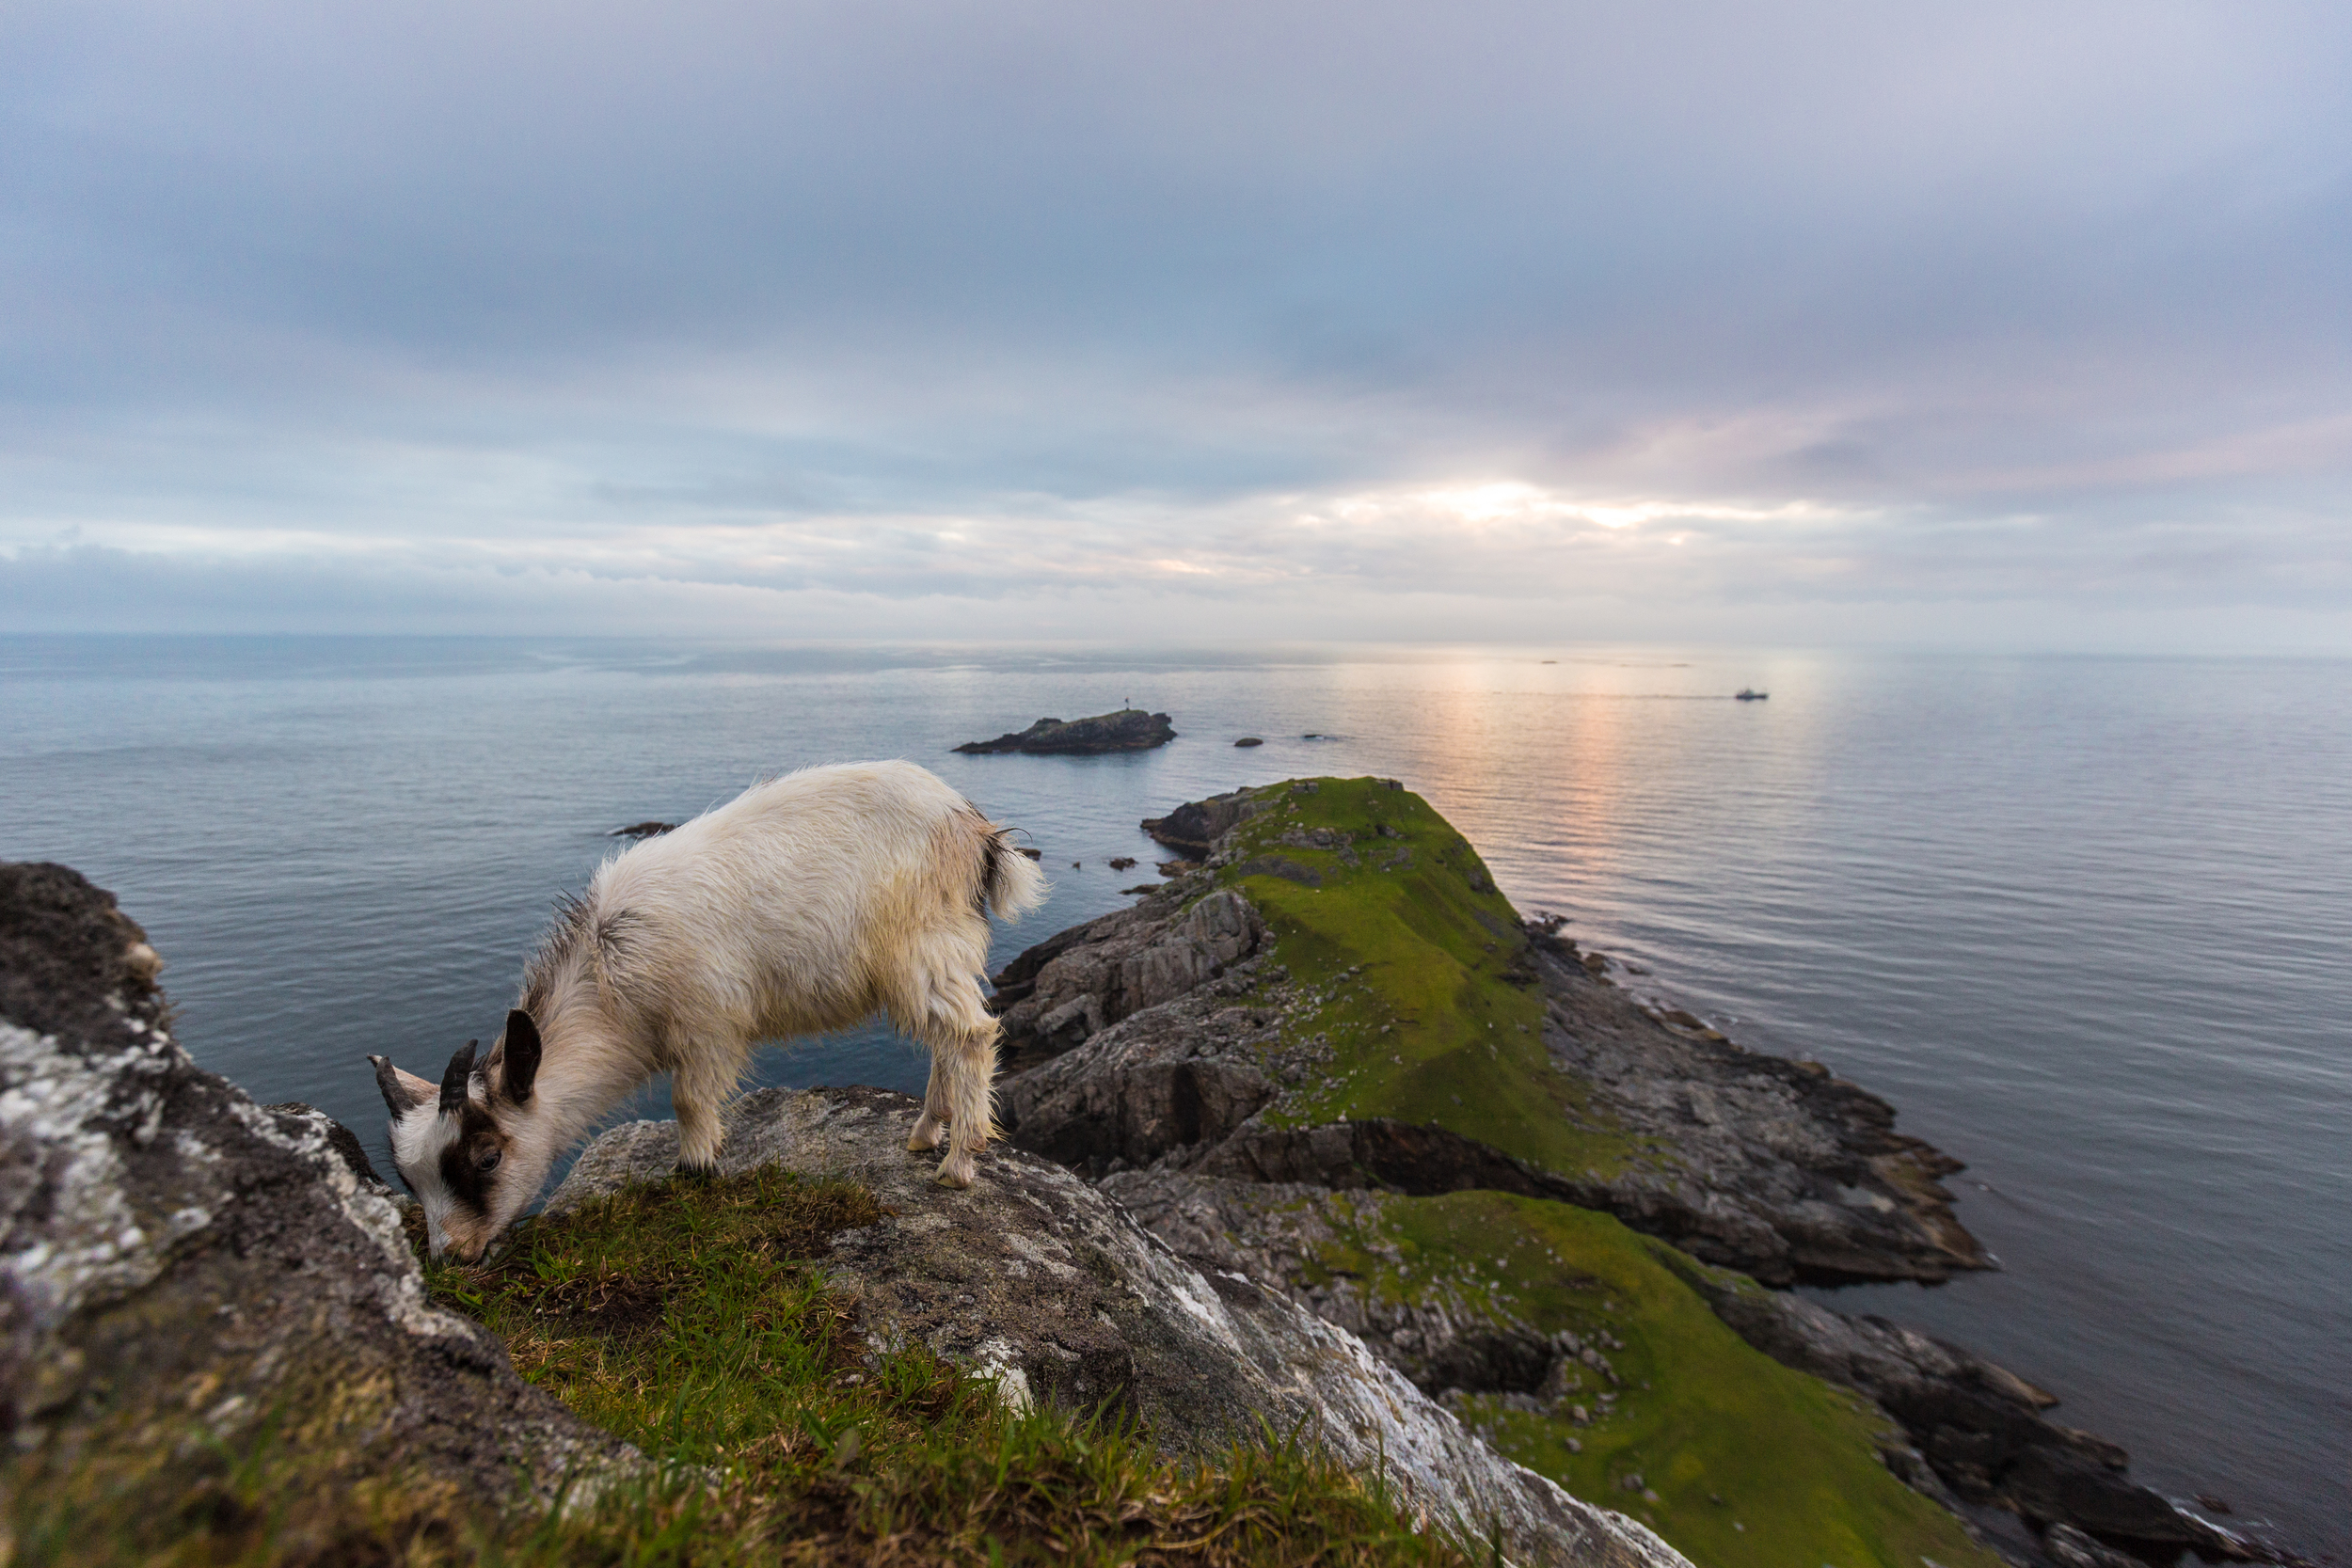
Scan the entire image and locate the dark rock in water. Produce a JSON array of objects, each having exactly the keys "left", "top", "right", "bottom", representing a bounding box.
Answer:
[
  {"left": 1233, "top": 736, "right": 1263, "bottom": 747},
  {"left": 1107, "top": 856, "right": 1137, "bottom": 871},
  {"left": 954, "top": 709, "right": 1176, "bottom": 755},
  {"left": 0, "top": 863, "right": 632, "bottom": 1562},
  {"left": 1140, "top": 785, "right": 1261, "bottom": 858},
  {"left": 1017, "top": 846, "right": 1043, "bottom": 860},
  {"left": 2042, "top": 1524, "right": 2148, "bottom": 1568},
  {"left": 547, "top": 1086, "right": 1687, "bottom": 1568},
  {"left": 609, "top": 820, "right": 677, "bottom": 838}
]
